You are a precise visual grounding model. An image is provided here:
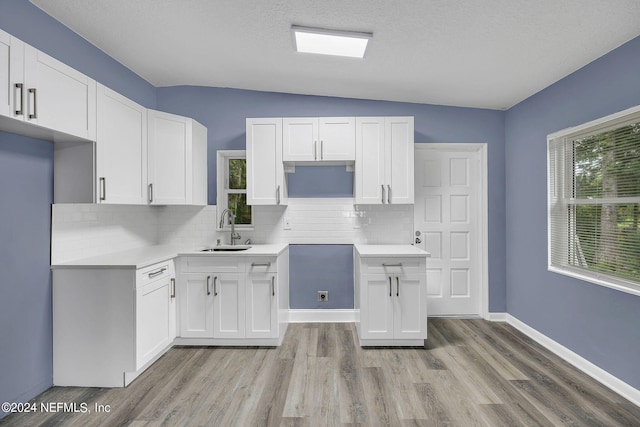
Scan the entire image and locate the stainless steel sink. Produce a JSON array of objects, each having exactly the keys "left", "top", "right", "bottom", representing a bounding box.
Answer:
[{"left": 201, "top": 245, "right": 252, "bottom": 252}]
